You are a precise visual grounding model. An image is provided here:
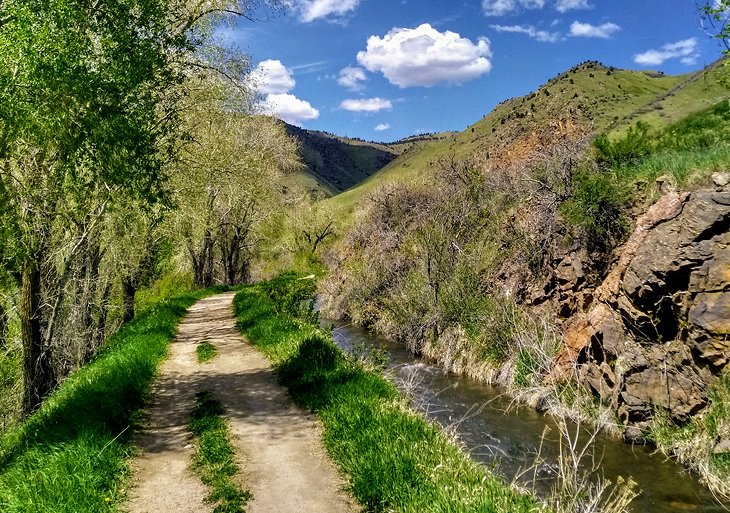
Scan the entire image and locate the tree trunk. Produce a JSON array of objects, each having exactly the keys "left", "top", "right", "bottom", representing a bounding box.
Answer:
[
  {"left": 122, "top": 277, "right": 136, "bottom": 323},
  {"left": 85, "top": 281, "right": 112, "bottom": 364},
  {"left": 203, "top": 229, "right": 214, "bottom": 286},
  {"left": 20, "top": 263, "right": 54, "bottom": 416},
  {"left": 0, "top": 300, "right": 7, "bottom": 350}
]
